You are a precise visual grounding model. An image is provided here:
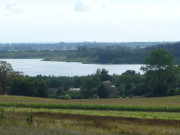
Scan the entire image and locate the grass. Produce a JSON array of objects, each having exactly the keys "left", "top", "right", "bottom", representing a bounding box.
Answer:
[
  {"left": 2, "top": 107, "right": 180, "bottom": 120},
  {"left": 0, "top": 95, "right": 180, "bottom": 134},
  {"left": 0, "top": 110, "right": 180, "bottom": 135}
]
